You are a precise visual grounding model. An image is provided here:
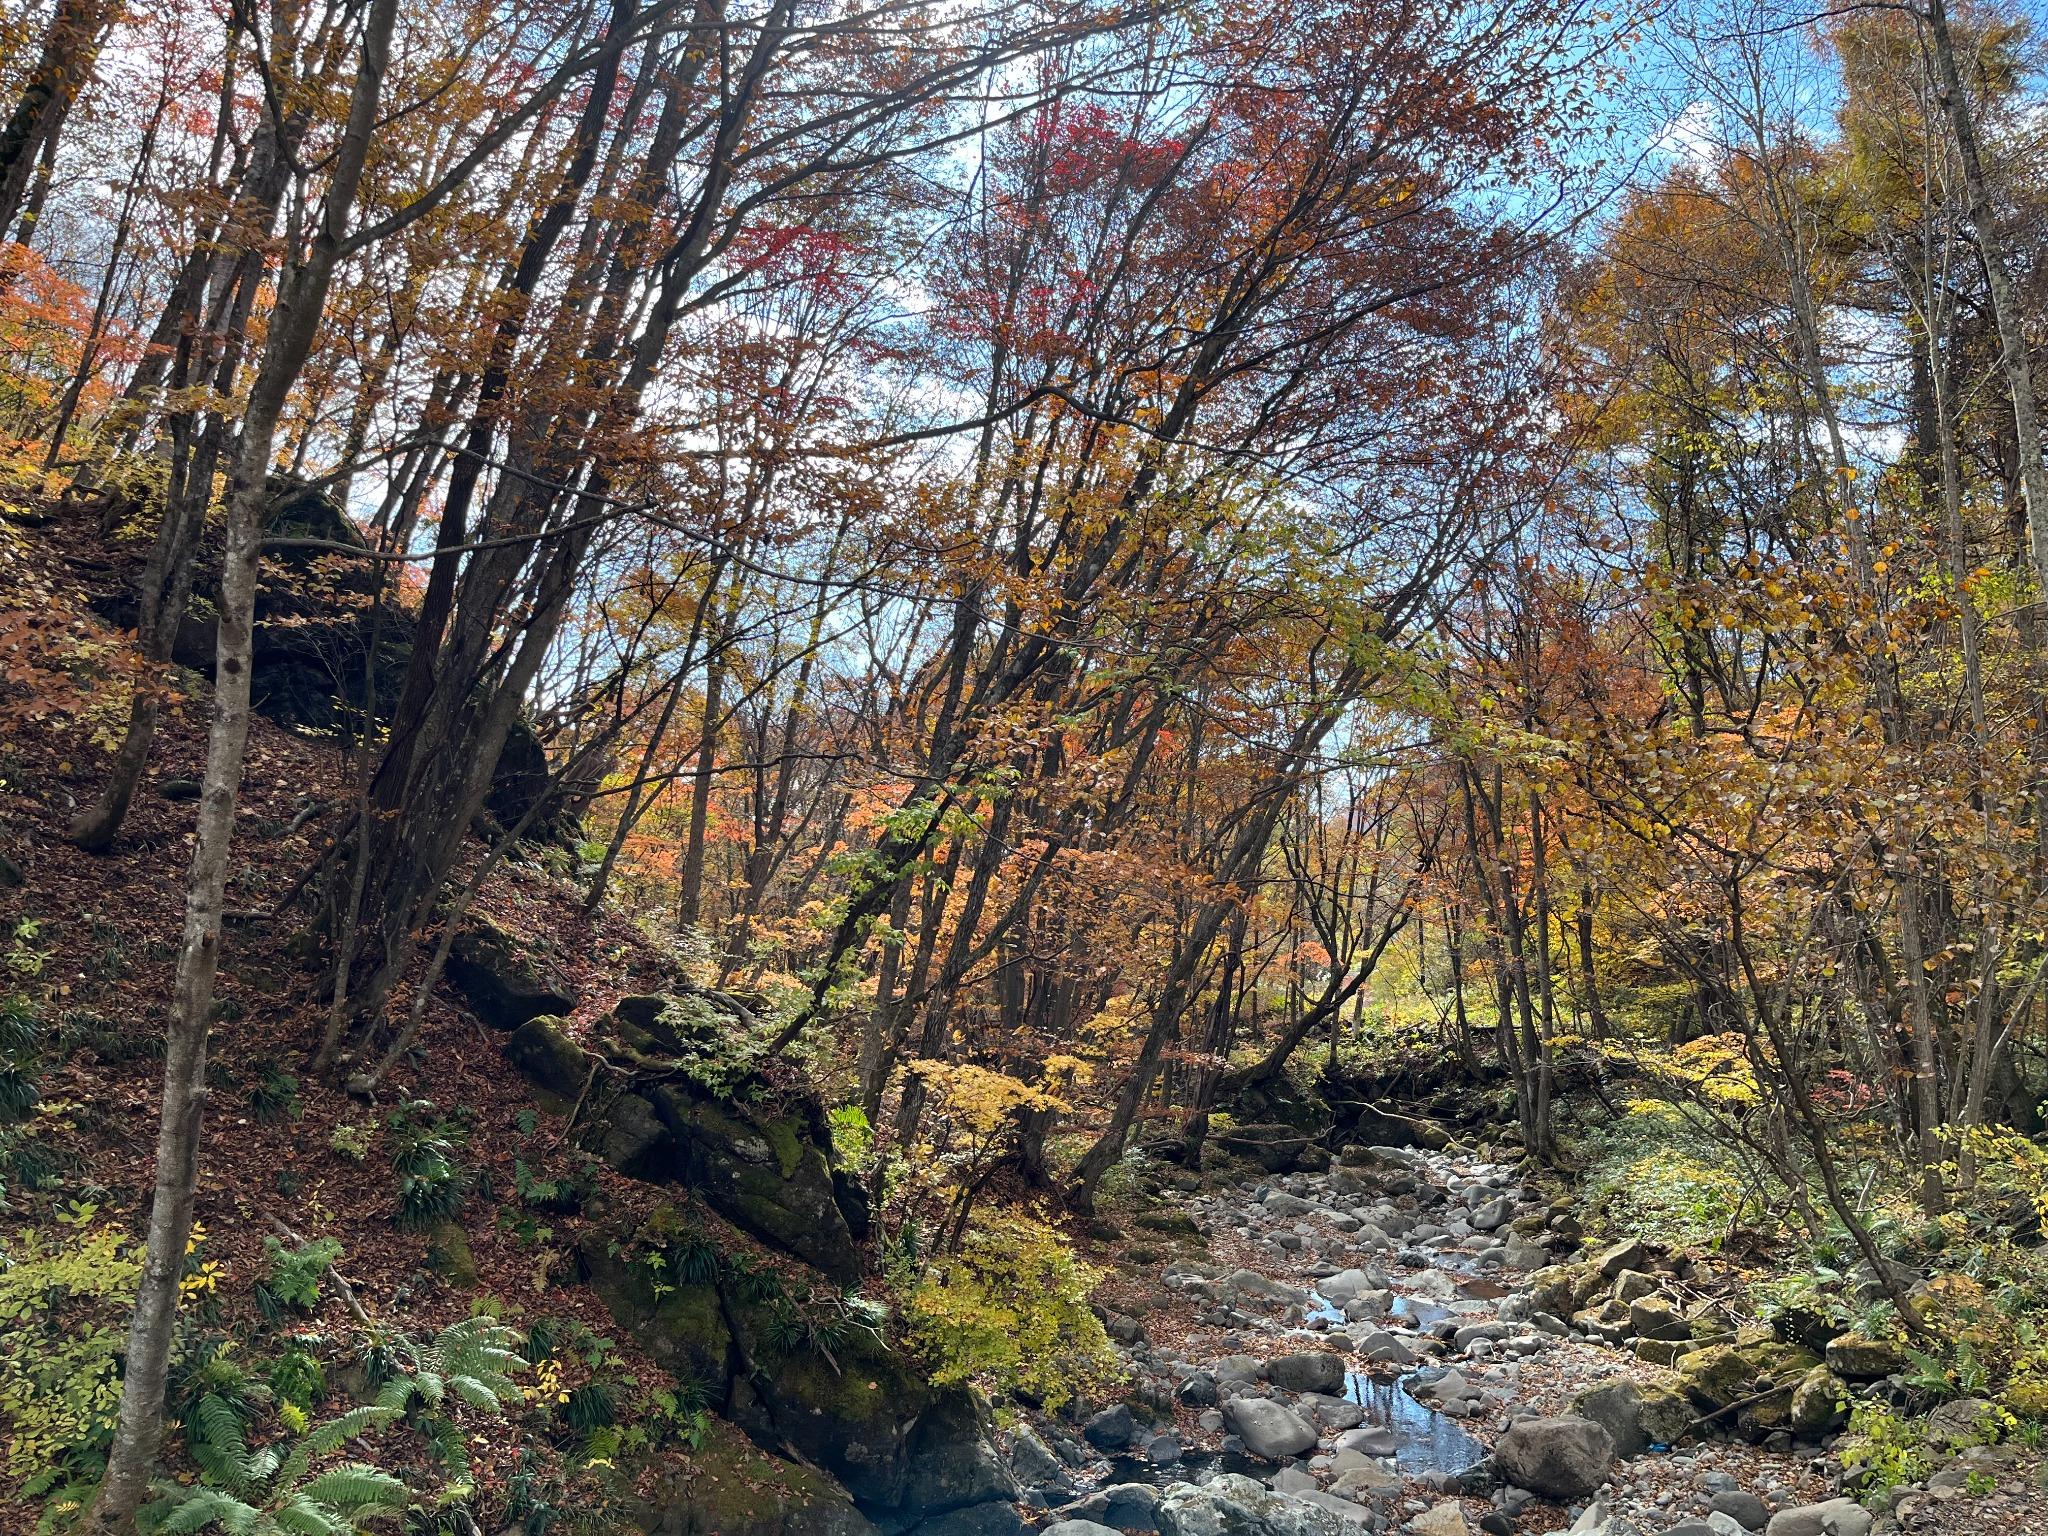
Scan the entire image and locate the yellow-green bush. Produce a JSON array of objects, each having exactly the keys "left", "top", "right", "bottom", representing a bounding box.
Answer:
[
  {"left": 0, "top": 1210, "right": 140, "bottom": 1491},
  {"left": 901, "top": 1209, "right": 1120, "bottom": 1411}
]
